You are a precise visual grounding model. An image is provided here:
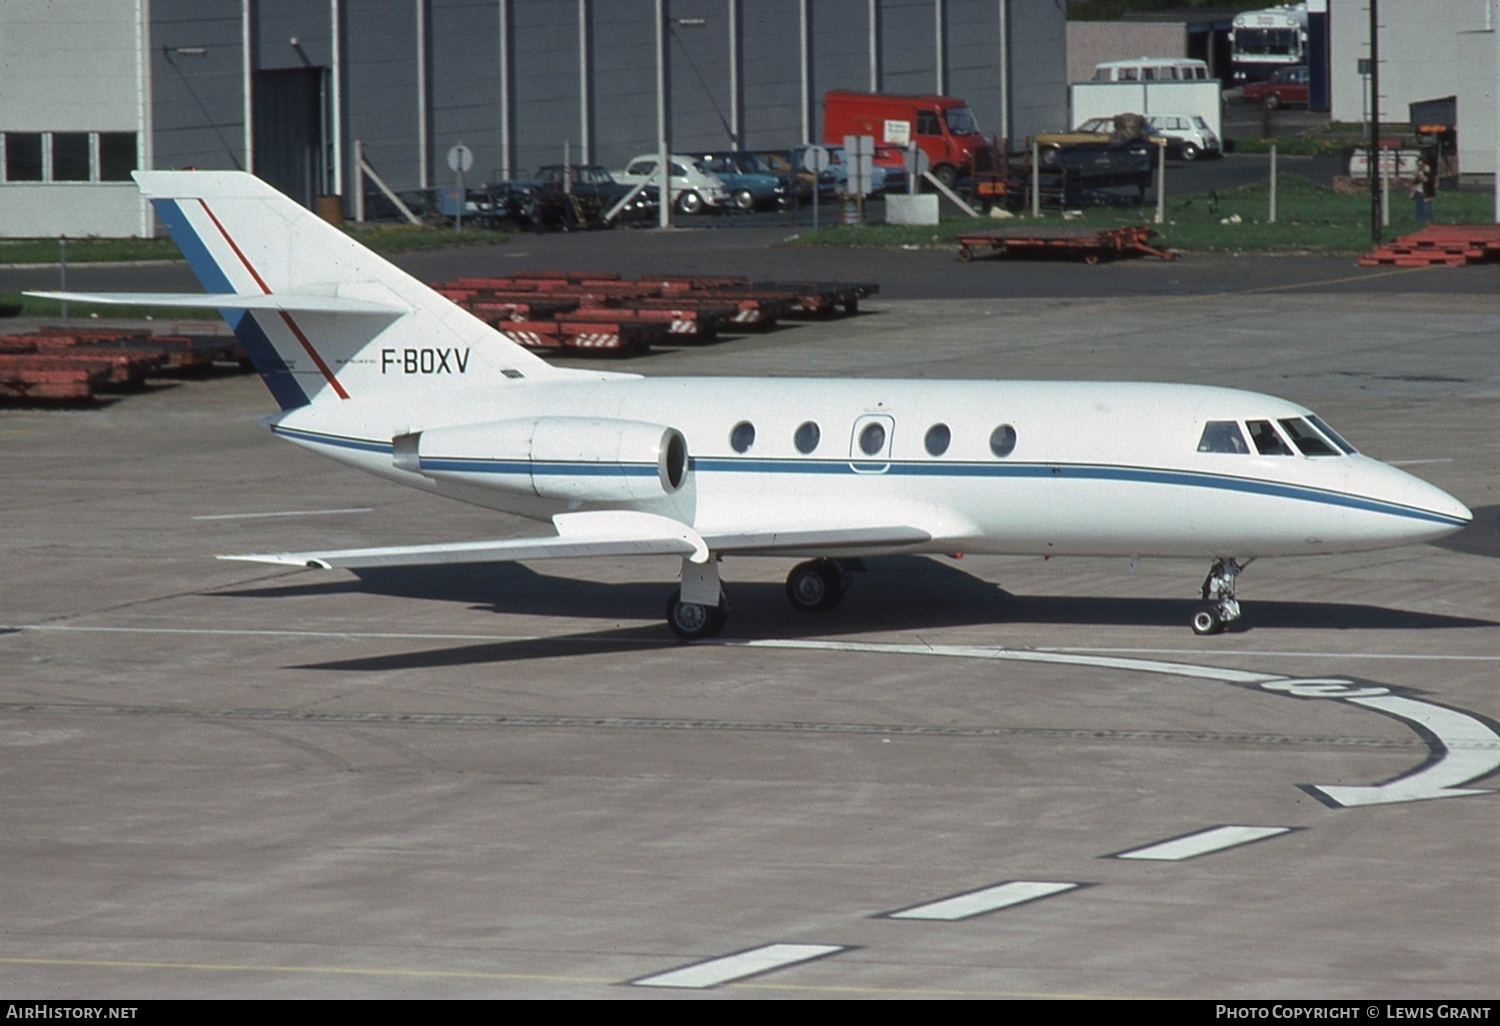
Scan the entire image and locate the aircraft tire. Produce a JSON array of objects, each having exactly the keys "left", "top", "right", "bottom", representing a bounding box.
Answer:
[
  {"left": 666, "top": 588, "right": 727, "bottom": 640},
  {"left": 1191, "top": 607, "right": 1224, "bottom": 635},
  {"left": 785, "top": 559, "right": 844, "bottom": 612}
]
